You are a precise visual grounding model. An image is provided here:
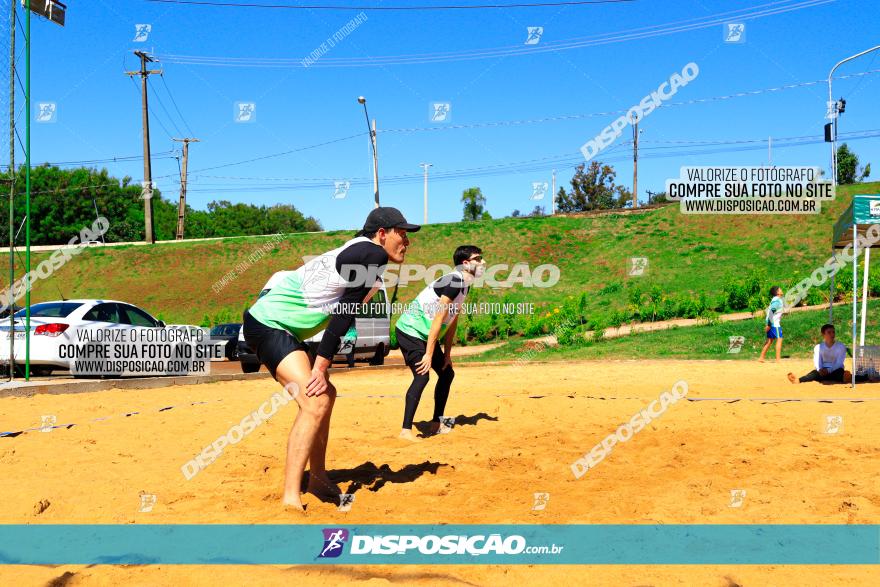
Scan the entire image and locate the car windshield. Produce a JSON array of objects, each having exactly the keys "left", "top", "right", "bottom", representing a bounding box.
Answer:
[
  {"left": 211, "top": 324, "right": 241, "bottom": 336},
  {"left": 14, "top": 302, "right": 82, "bottom": 319}
]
